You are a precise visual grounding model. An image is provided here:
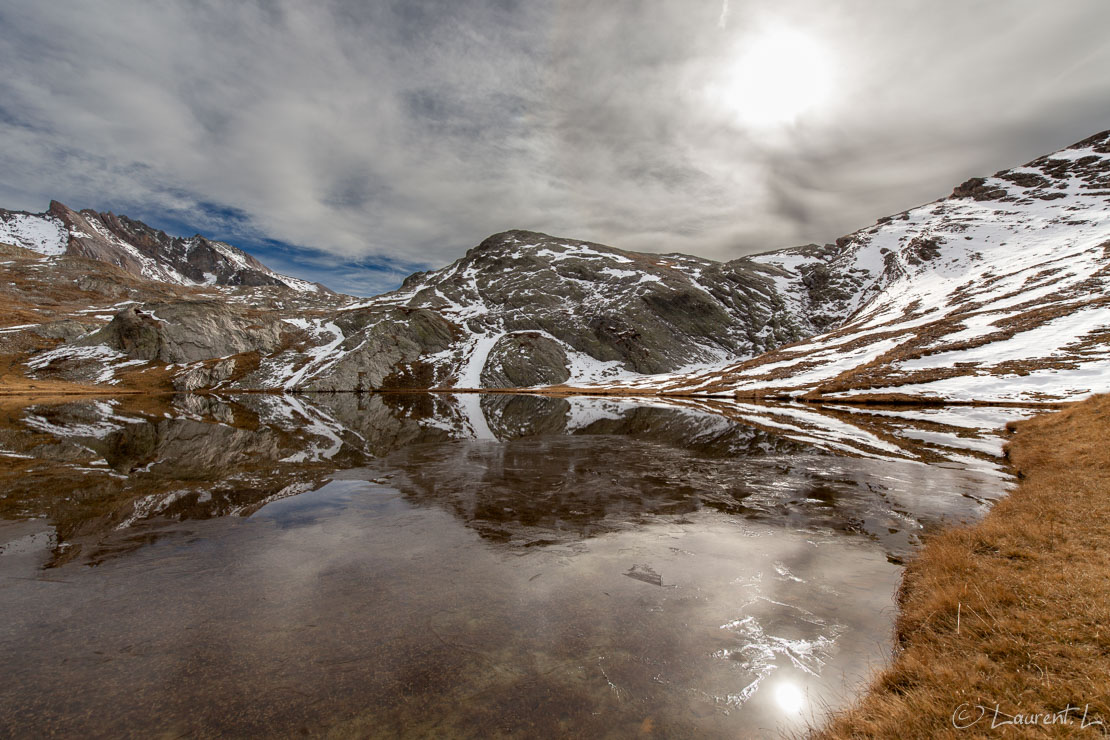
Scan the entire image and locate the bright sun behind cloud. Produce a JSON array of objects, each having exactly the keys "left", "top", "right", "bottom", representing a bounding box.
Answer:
[{"left": 717, "top": 26, "right": 834, "bottom": 128}]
